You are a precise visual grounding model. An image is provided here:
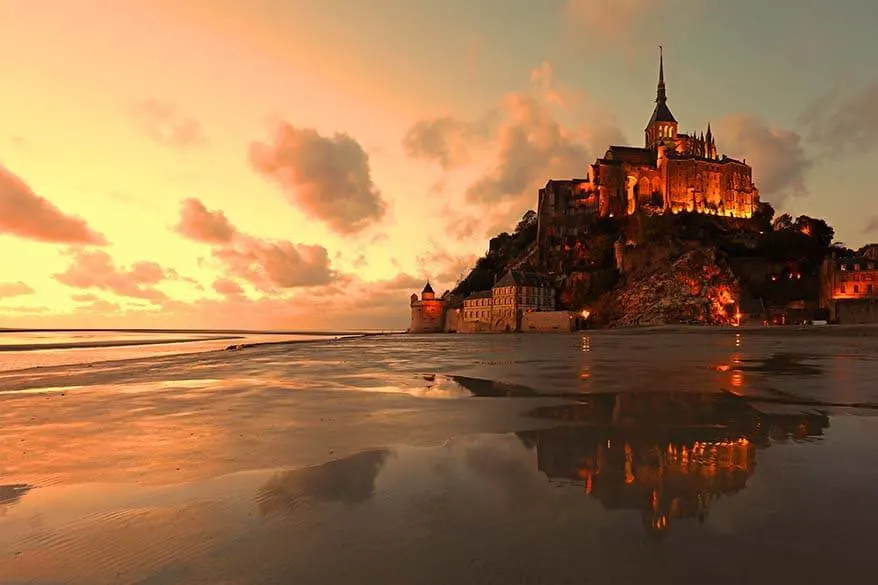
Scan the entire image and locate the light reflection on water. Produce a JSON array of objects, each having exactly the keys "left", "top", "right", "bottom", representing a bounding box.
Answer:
[{"left": 1, "top": 329, "right": 878, "bottom": 583}]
